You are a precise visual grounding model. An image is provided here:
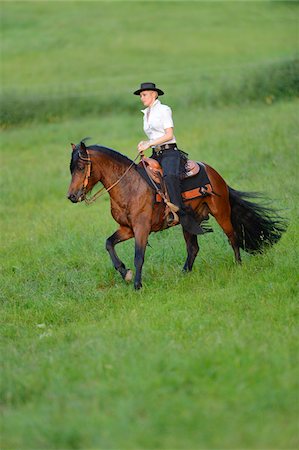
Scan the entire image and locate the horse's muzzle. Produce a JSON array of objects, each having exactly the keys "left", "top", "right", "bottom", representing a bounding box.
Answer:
[
  {"left": 67, "top": 191, "right": 85, "bottom": 203},
  {"left": 68, "top": 193, "right": 79, "bottom": 203}
]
